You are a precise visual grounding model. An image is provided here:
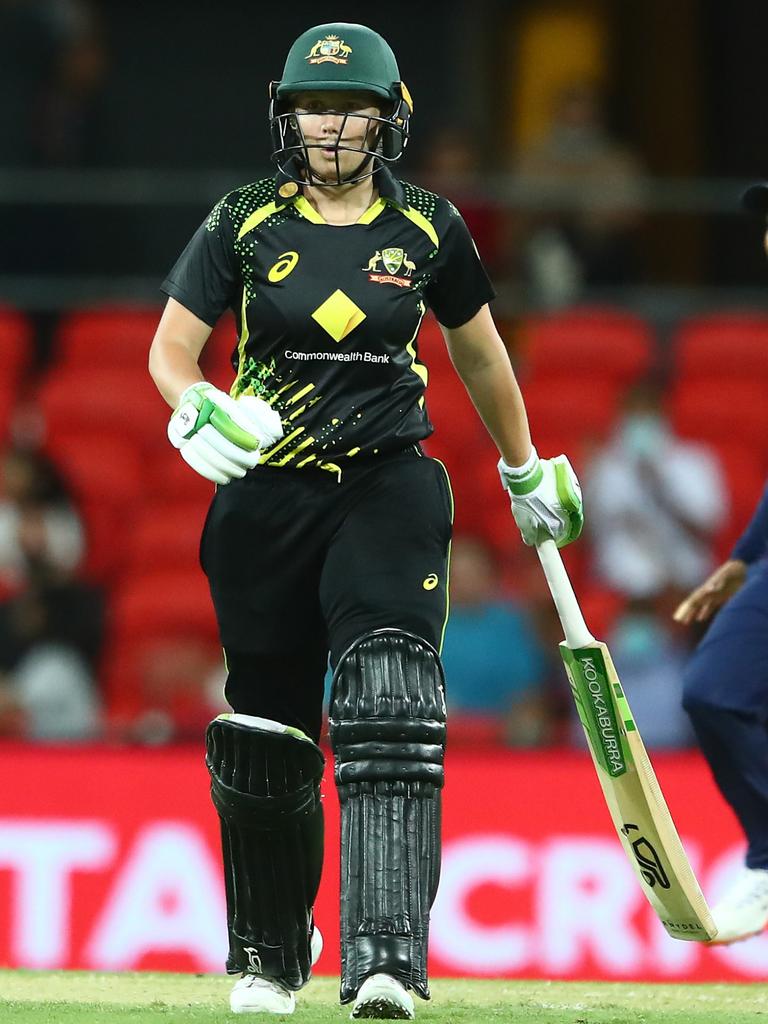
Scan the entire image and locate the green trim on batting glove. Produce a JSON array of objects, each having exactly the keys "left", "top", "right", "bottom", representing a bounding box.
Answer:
[
  {"left": 499, "top": 451, "right": 544, "bottom": 496},
  {"left": 175, "top": 383, "right": 260, "bottom": 452},
  {"left": 553, "top": 457, "right": 584, "bottom": 546}
]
